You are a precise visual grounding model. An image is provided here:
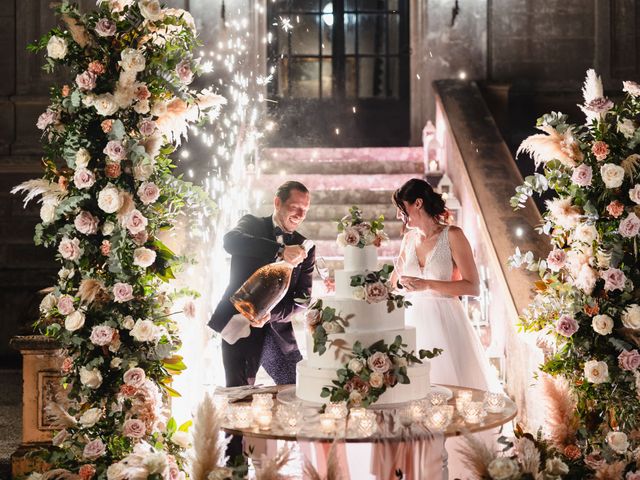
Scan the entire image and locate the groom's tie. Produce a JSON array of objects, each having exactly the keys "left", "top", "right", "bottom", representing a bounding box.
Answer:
[{"left": 274, "top": 226, "right": 294, "bottom": 244}]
